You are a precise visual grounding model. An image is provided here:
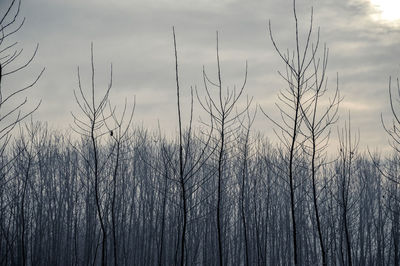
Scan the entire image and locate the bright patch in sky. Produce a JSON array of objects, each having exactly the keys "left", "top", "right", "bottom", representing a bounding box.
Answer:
[{"left": 369, "top": 0, "right": 400, "bottom": 22}]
